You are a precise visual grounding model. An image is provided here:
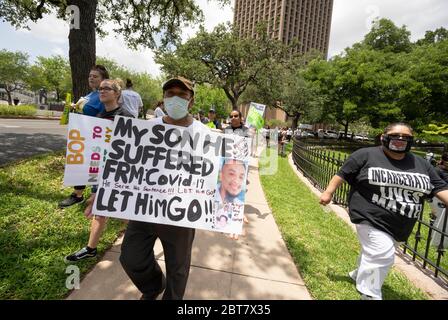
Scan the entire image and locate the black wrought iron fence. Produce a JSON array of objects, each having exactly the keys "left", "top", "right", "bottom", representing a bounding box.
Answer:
[{"left": 292, "top": 138, "right": 448, "bottom": 282}]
